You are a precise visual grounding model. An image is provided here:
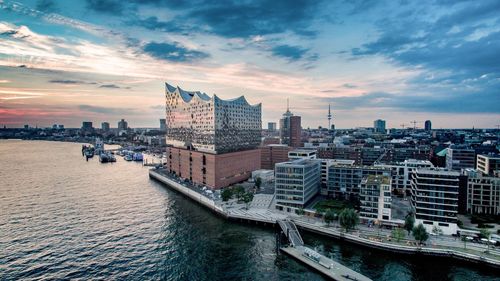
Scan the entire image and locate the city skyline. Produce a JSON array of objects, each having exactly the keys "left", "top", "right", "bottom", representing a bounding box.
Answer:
[{"left": 1, "top": 0, "right": 500, "bottom": 129}]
